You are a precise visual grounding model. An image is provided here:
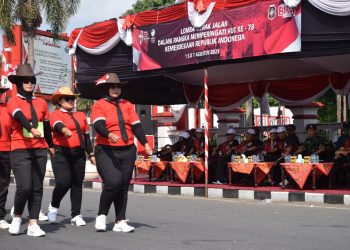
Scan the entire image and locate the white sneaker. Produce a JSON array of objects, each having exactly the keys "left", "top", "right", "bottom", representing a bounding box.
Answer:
[
  {"left": 0, "top": 220, "right": 10, "bottom": 229},
  {"left": 8, "top": 217, "right": 22, "bottom": 235},
  {"left": 27, "top": 224, "right": 45, "bottom": 237},
  {"left": 71, "top": 215, "right": 86, "bottom": 226},
  {"left": 47, "top": 204, "right": 58, "bottom": 222},
  {"left": 113, "top": 220, "right": 135, "bottom": 233},
  {"left": 95, "top": 215, "right": 107, "bottom": 232},
  {"left": 39, "top": 210, "right": 49, "bottom": 221},
  {"left": 11, "top": 206, "right": 48, "bottom": 221}
]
